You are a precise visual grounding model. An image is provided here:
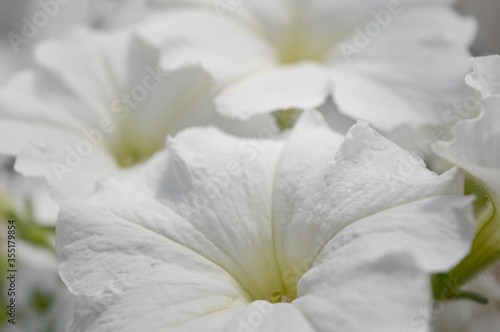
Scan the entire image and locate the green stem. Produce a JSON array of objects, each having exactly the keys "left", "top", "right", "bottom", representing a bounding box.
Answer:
[
  {"left": 432, "top": 177, "right": 500, "bottom": 304},
  {"left": 447, "top": 208, "right": 500, "bottom": 286}
]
